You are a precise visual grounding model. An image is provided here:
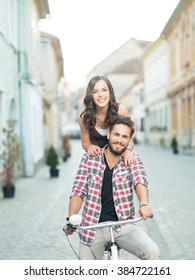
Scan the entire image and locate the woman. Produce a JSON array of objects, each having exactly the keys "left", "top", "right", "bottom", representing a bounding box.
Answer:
[{"left": 78, "top": 75, "right": 134, "bottom": 166}]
